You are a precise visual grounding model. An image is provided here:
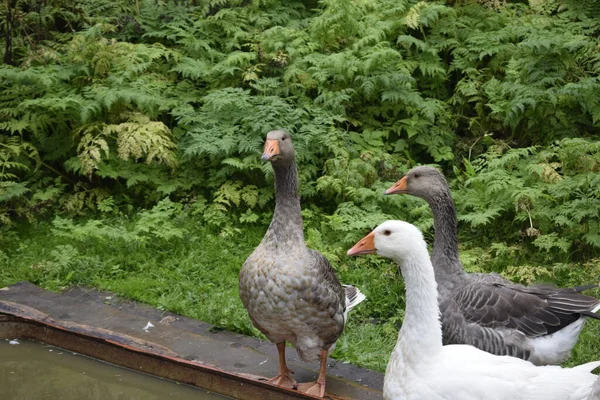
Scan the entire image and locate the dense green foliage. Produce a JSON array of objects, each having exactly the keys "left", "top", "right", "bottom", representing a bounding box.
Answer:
[{"left": 1, "top": 0, "right": 599, "bottom": 371}]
